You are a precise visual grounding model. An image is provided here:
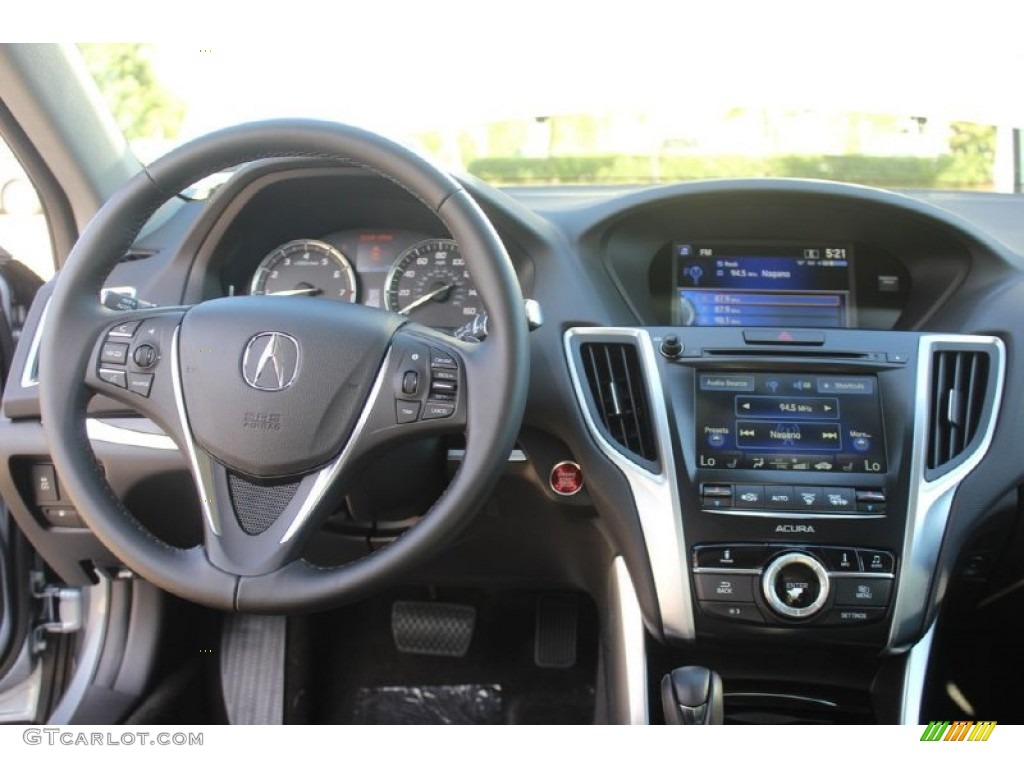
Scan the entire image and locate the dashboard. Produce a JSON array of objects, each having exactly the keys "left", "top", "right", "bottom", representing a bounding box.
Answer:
[{"left": 4, "top": 157, "right": 1024, "bottom": 724}]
